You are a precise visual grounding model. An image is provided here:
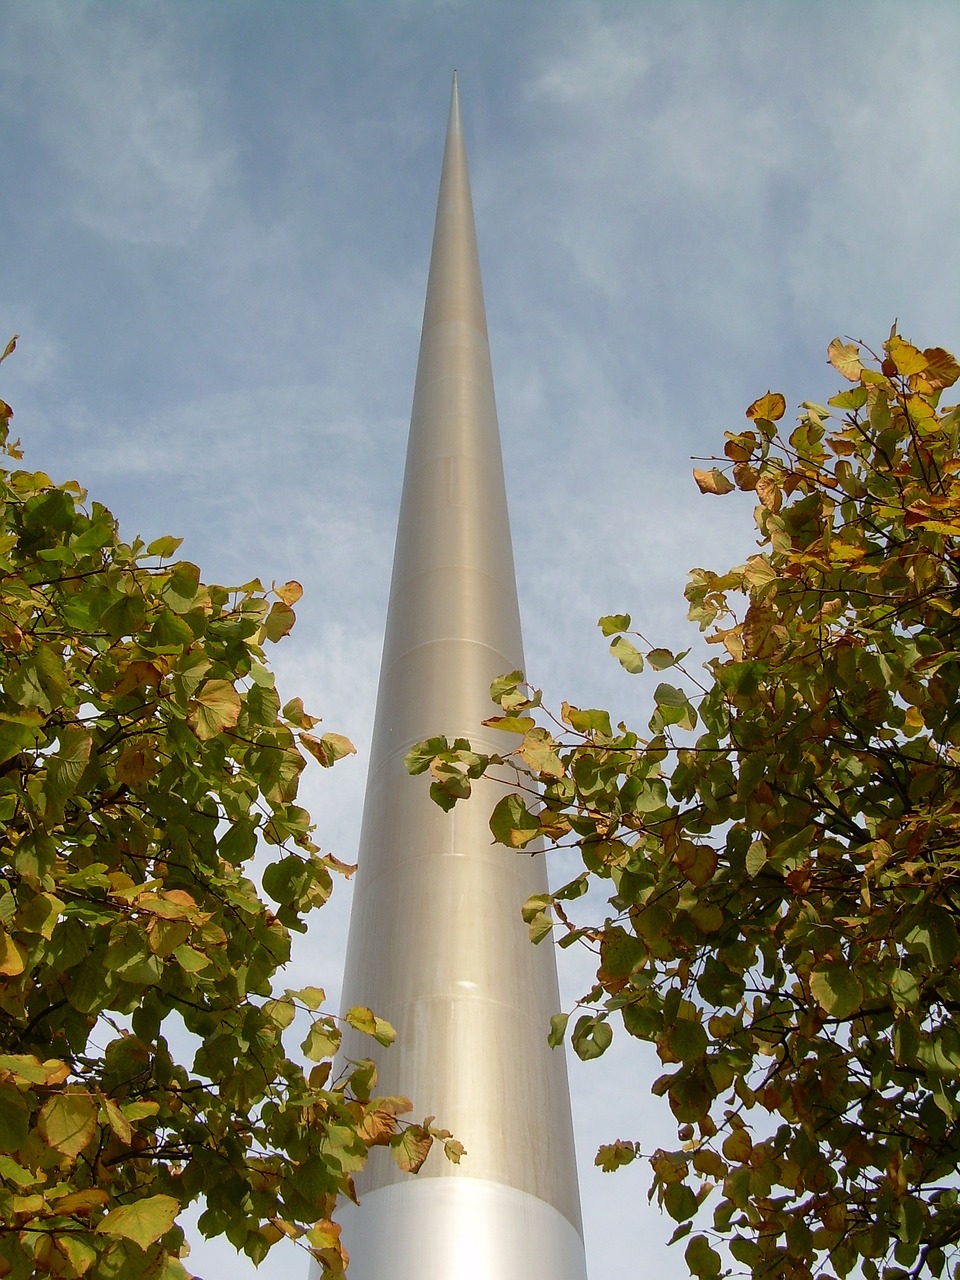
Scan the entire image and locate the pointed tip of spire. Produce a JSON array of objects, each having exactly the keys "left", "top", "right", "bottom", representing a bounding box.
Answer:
[{"left": 447, "top": 69, "right": 461, "bottom": 135}]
